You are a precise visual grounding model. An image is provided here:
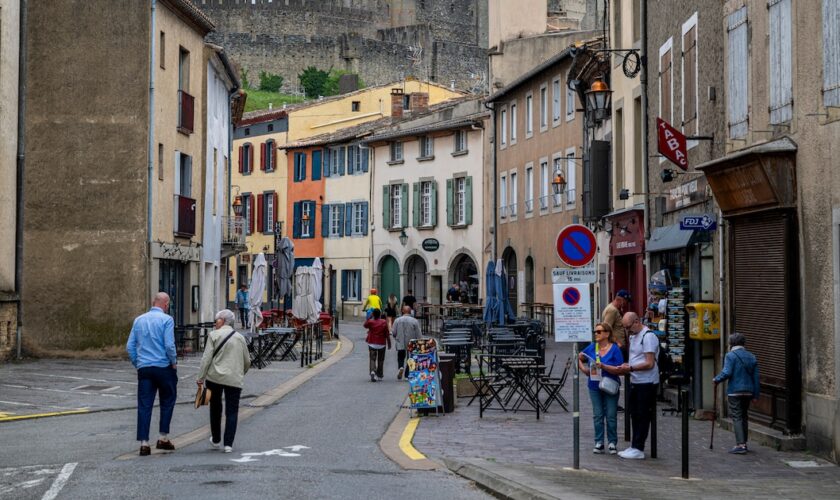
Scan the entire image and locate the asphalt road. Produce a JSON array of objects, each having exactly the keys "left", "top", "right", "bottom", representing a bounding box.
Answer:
[{"left": 0, "top": 323, "right": 490, "bottom": 500}]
